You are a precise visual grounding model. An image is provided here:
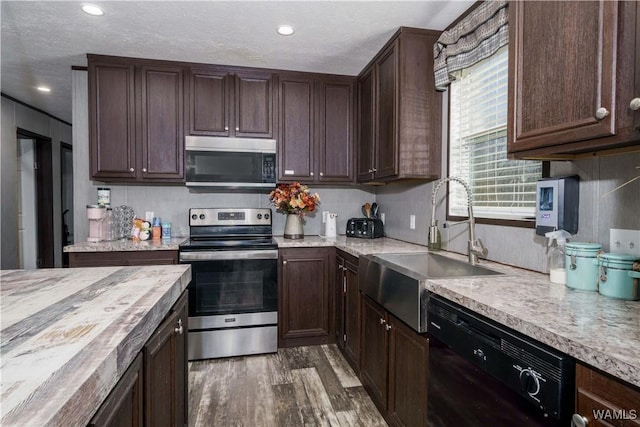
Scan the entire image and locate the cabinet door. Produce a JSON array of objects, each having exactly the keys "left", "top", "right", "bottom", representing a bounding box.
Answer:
[
  {"left": 388, "top": 315, "right": 428, "bottom": 427},
  {"left": 316, "top": 78, "right": 355, "bottom": 183},
  {"left": 172, "top": 292, "right": 189, "bottom": 427},
  {"left": 138, "top": 65, "right": 185, "bottom": 181},
  {"left": 88, "top": 354, "right": 143, "bottom": 427},
  {"left": 335, "top": 255, "right": 346, "bottom": 349},
  {"left": 144, "top": 292, "right": 188, "bottom": 427},
  {"left": 343, "top": 257, "right": 360, "bottom": 372},
  {"left": 357, "top": 66, "right": 376, "bottom": 182},
  {"left": 235, "top": 73, "right": 273, "bottom": 138},
  {"left": 279, "top": 248, "right": 331, "bottom": 347},
  {"left": 188, "top": 69, "right": 231, "bottom": 136},
  {"left": 508, "top": 1, "right": 617, "bottom": 153},
  {"left": 375, "top": 44, "right": 398, "bottom": 180},
  {"left": 278, "top": 76, "right": 315, "bottom": 181},
  {"left": 360, "top": 296, "right": 389, "bottom": 412},
  {"left": 89, "top": 61, "right": 136, "bottom": 180}
]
